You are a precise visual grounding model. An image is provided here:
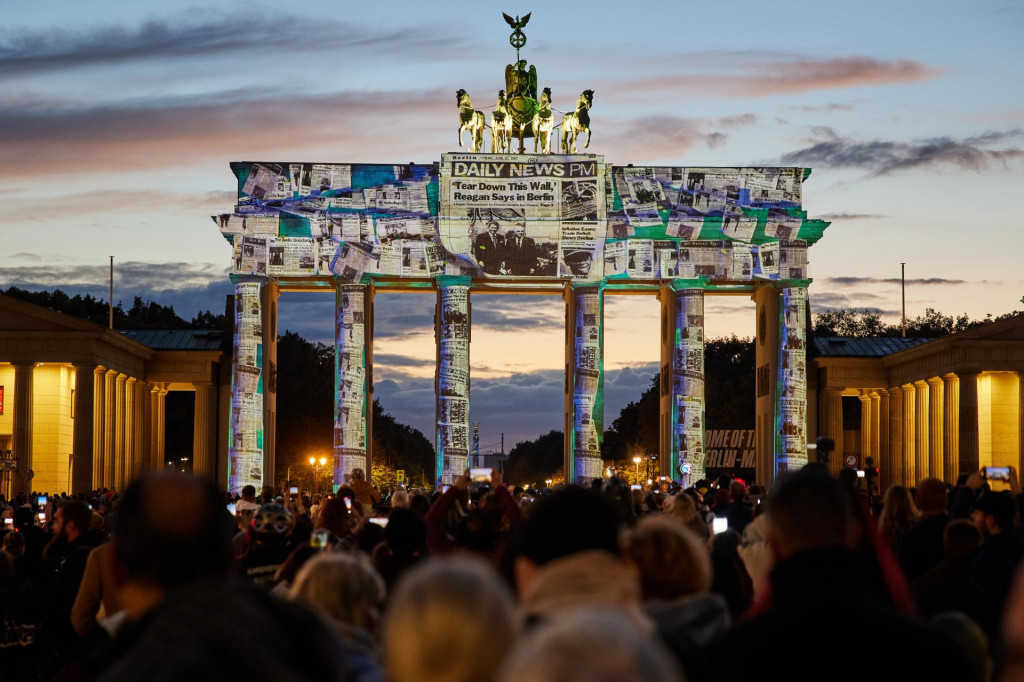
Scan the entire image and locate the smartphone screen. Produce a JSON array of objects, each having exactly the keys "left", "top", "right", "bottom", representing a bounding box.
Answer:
[
  {"left": 3, "top": 518, "right": 12, "bottom": 527},
  {"left": 469, "top": 467, "right": 492, "bottom": 483},
  {"left": 310, "top": 529, "right": 330, "bottom": 548},
  {"left": 442, "top": 485, "right": 451, "bottom": 493},
  {"left": 289, "top": 486, "right": 299, "bottom": 495},
  {"left": 630, "top": 484, "right": 641, "bottom": 491},
  {"left": 37, "top": 496, "right": 47, "bottom": 506},
  {"left": 986, "top": 467, "right": 1011, "bottom": 481},
  {"left": 343, "top": 497, "right": 353, "bottom": 510},
  {"left": 369, "top": 517, "right": 389, "bottom": 527},
  {"left": 226, "top": 503, "right": 237, "bottom": 515},
  {"left": 712, "top": 517, "right": 728, "bottom": 534},
  {"left": 37, "top": 512, "right": 46, "bottom": 523},
  {"left": 856, "top": 470, "right": 866, "bottom": 478}
]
